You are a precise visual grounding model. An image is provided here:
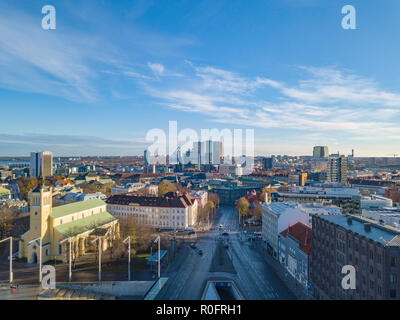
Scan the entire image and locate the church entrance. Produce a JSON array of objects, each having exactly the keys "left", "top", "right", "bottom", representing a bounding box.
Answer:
[{"left": 32, "top": 252, "right": 38, "bottom": 264}]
